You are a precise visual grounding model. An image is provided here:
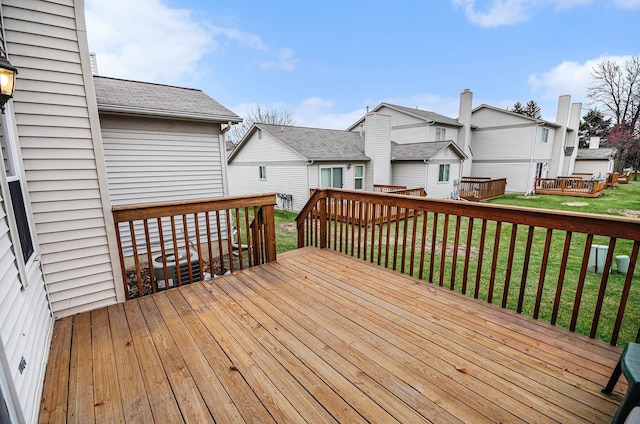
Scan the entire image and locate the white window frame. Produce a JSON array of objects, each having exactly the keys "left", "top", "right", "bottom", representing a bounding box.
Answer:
[
  {"left": 259, "top": 165, "right": 267, "bottom": 181},
  {"left": 541, "top": 127, "right": 549, "bottom": 143},
  {"left": 435, "top": 127, "right": 446, "bottom": 141},
  {"left": 320, "top": 166, "right": 344, "bottom": 188},
  {"left": 354, "top": 165, "right": 364, "bottom": 190},
  {"left": 0, "top": 105, "right": 37, "bottom": 288},
  {"left": 438, "top": 163, "right": 450, "bottom": 183}
]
